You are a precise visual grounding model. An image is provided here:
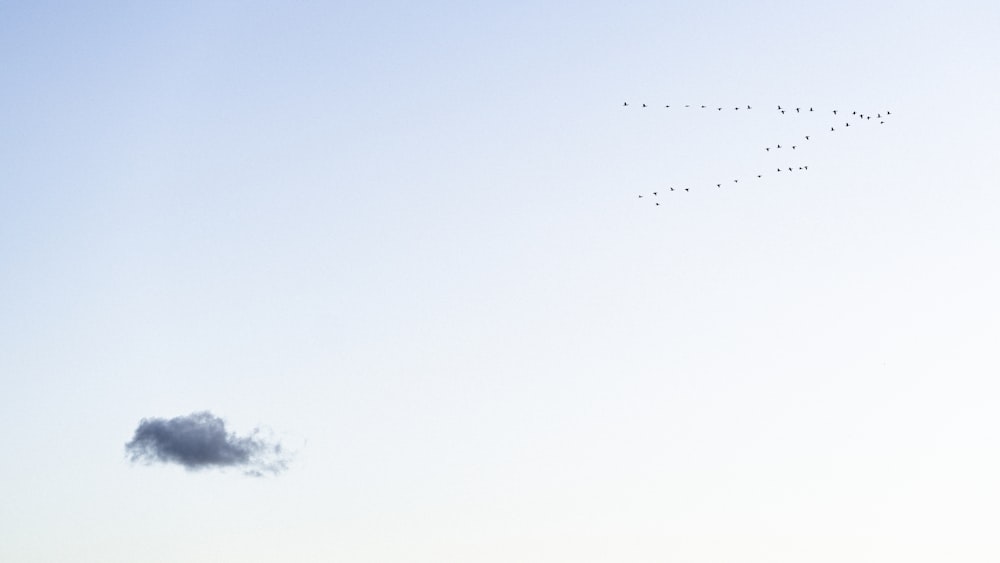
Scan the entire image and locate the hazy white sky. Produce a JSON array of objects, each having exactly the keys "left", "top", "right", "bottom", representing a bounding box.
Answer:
[{"left": 2, "top": 1, "right": 1000, "bottom": 561}]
